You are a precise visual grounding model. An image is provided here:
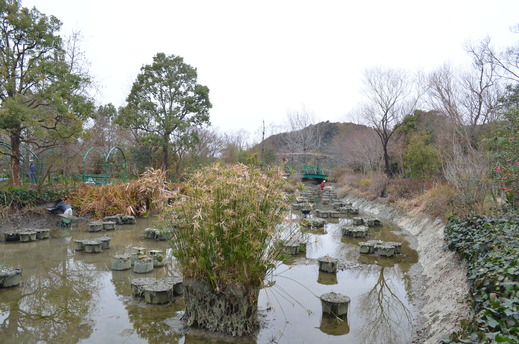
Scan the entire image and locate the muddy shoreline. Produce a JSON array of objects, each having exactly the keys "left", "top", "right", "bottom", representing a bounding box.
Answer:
[{"left": 0, "top": 206, "right": 91, "bottom": 234}]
